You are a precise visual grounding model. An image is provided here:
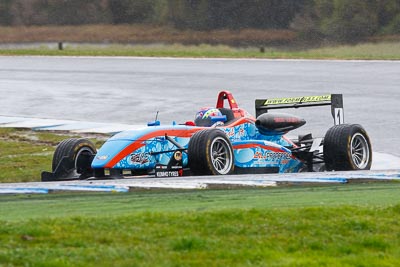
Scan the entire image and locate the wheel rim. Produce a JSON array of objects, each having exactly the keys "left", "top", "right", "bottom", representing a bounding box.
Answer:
[
  {"left": 210, "top": 137, "right": 232, "bottom": 174},
  {"left": 75, "top": 147, "right": 94, "bottom": 174},
  {"left": 350, "top": 133, "right": 370, "bottom": 169}
]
